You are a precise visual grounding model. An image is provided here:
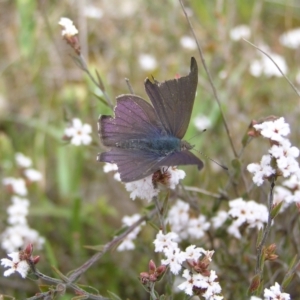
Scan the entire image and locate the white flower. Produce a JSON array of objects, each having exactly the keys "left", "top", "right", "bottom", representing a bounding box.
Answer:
[
  {"left": 180, "top": 36, "right": 197, "bottom": 50},
  {"left": 211, "top": 211, "right": 228, "bottom": 229},
  {"left": 177, "top": 269, "right": 197, "bottom": 296},
  {"left": 227, "top": 222, "right": 242, "bottom": 239},
  {"left": 246, "top": 200, "right": 268, "bottom": 229},
  {"left": 2, "top": 177, "right": 27, "bottom": 196},
  {"left": 138, "top": 54, "right": 157, "bottom": 71},
  {"left": 276, "top": 155, "right": 300, "bottom": 178},
  {"left": 103, "top": 163, "right": 121, "bottom": 181},
  {"left": 167, "top": 200, "right": 189, "bottom": 231},
  {"left": 282, "top": 174, "right": 300, "bottom": 190},
  {"left": 184, "top": 245, "right": 205, "bottom": 261},
  {"left": 230, "top": 24, "right": 251, "bottom": 41},
  {"left": 279, "top": 27, "right": 300, "bottom": 49},
  {"left": 7, "top": 196, "right": 29, "bottom": 225},
  {"left": 273, "top": 186, "right": 292, "bottom": 211},
  {"left": 84, "top": 5, "right": 103, "bottom": 19},
  {"left": 203, "top": 250, "right": 215, "bottom": 262},
  {"left": 103, "top": 163, "right": 118, "bottom": 173},
  {"left": 196, "top": 270, "right": 222, "bottom": 299},
  {"left": 187, "top": 215, "right": 210, "bottom": 239},
  {"left": 250, "top": 297, "right": 263, "bottom": 300},
  {"left": 117, "top": 214, "right": 145, "bottom": 251},
  {"left": 161, "top": 247, "right": 186, "bottom": 275},
  {"left": 125, "top": 174, "right": 159, "bottom": 201},
  {"left": 264, "top": 282, "right": 290, "bottom": 300},
  {"left": 117, "top": 238, "right": 135, "bottom": 251},
  {"left": 15, "top": 153, "right": 32, "bottom": 168},
  {"left": 166, "top": 200, "right": 190, "bottom": 241},
  {"left": 122, "top": 213, "right": 141, "bottom": 226},
  {"left": 153, "top": 230, "right": 178, "bottom": 253},
  {"left": 58, "top": 17, "right": 78, "bottom": 37},
  {"left": 24, "top": 168, "right": 42, "bottom": 182},
  {"left": 1, "top": 225, "right": 44, "bottom": 253},
  {"left": 269, "top": 140, "right": 299, "bottom": 160},
  {"left": 167, "top": 167, "right": 186, "bottom": 189},
  {"left": 1, "top": 252, "right": 30, "bottom": 278},
  {"left": 113, "top": 172, "right": 121, "bottom": 181},
  {"left": 219, "top": 70, "right": 228, "bottom": 79},
  {"left": 64, "top": 118, "right": 92, "bottom": 146},
  {"left": 247, "top": 155, "right": 275, "bottom": 186},
  {"left": 227, "top": 198, "right": 268, "bottom": 238},
  {"left": 254, "top": 117, "right": 290, "bottom": 143},
  {"left": 194, "top": 115, "right": 212, "bottom": 131}
]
